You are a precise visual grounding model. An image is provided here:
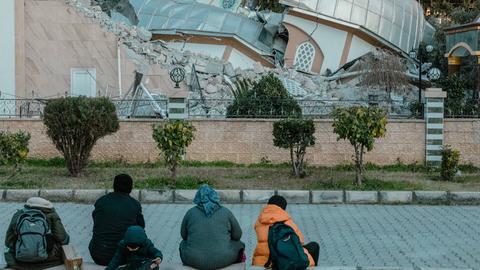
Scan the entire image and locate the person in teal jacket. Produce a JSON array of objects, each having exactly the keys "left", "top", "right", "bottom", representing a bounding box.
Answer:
[{"left": 106, "top": 226, "right": 163, "bottom": 270}]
